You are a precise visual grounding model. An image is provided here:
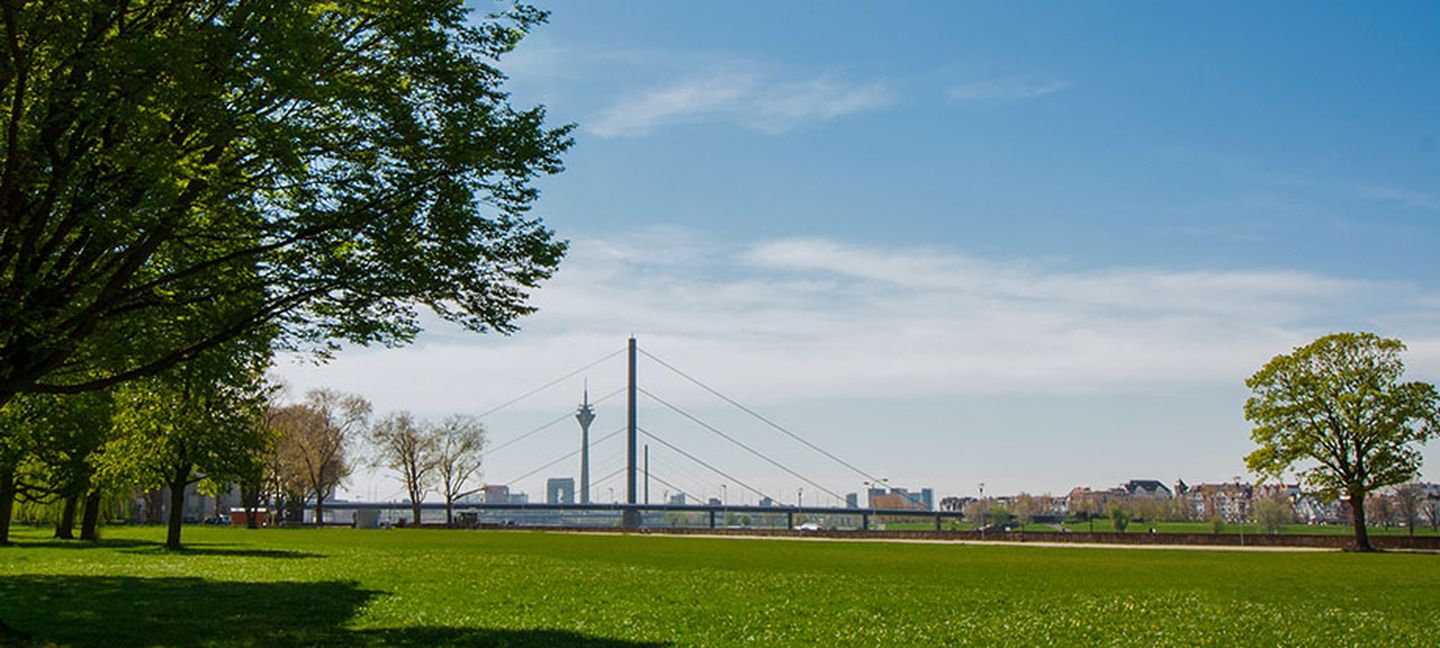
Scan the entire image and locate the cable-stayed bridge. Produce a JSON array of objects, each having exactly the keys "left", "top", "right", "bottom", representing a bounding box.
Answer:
[{"left": 348, "top": 337, "right": 963, "bottom": 531}]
